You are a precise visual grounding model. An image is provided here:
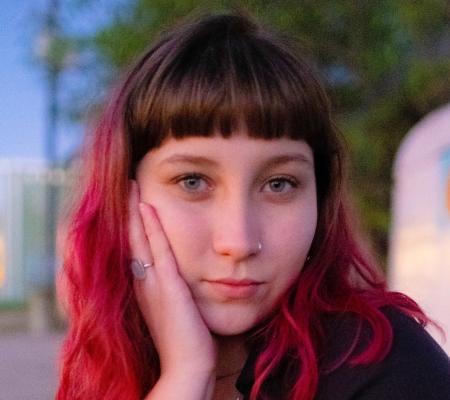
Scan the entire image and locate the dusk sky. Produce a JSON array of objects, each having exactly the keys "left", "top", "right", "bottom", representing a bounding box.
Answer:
[
  {"left": 0, "top": 0, "right": 108, "bottom": 162},
  {"left": 1, "top": 1, "right": 48, "bottom": 159}
]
